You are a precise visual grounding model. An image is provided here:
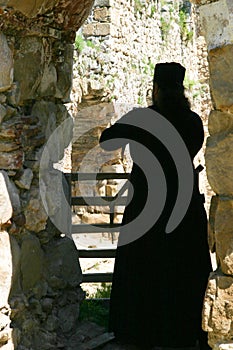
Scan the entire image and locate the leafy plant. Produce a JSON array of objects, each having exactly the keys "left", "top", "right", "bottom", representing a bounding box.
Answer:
[
  {"left": 179, "top": 8, "right": 193, "bottom": 42},
  {"left": 75, "top": 34, "right": 86, "bottom": 53},
  {"left": 79, "top": 283, "right": 112, "bottom": 329},
  {"left": 160, "top": 16, "right": 171, "bottom": 40},
  {"left": 150, "top": 5, "right": 156, "bottom": 17},
  {"left": 86, "top": 40, "right": 95, "bottom": 49}
]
